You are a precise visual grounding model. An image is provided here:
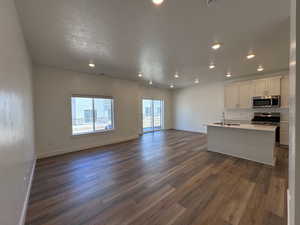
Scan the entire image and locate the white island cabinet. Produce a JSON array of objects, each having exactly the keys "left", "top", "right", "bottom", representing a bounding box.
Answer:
[{"left": 207, "top": 124, "right": 277, "bottom": 166}]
